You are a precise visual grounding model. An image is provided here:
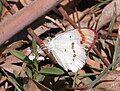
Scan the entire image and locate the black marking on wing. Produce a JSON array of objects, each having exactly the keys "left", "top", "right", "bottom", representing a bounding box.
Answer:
[
  {"left": 71, "top": 42, "right": 74, "bottom": 49},
  {"left": 73, "top": 50, "right": 75, "bottom": 53},
  {"left": 73, "top": 54, "right": 76, "bottom": 57},
  {"left": 69, "top": 36, "right": 72, "bottom": 38},
  {"left": 72, "top": 59, "right": 75, "bottom": 61},
  {"left": 64, "top": 49, "right": 67, "bottom": 52},
  {"left": 71, "top": 42, "right": 77, "bottom": 62}
]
